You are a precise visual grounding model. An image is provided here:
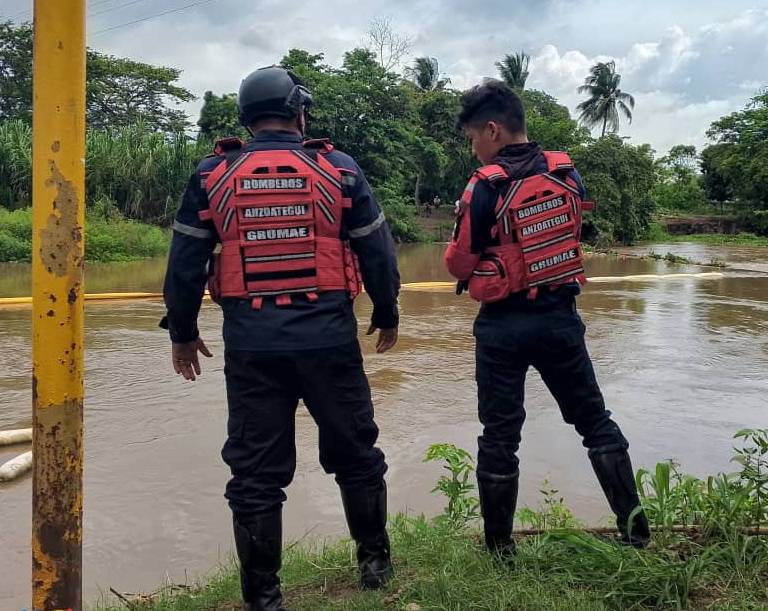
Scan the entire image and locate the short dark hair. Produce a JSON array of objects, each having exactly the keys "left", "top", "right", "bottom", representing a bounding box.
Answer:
[{"left": 457, "top": 80, "right": 526, "bottom": 134}]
